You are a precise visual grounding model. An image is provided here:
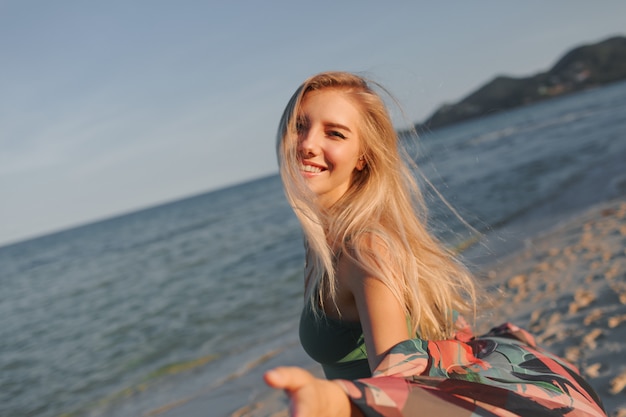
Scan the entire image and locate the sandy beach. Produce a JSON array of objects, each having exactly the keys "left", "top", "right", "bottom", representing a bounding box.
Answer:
[
  {"left": 219, "top": 83, "right": 626, "bottom": 417},
  {"left": 478, "top": 197, "right": 626, "bottom": 416},
  {"left": 225, "top": 196, "right": 626, "bottom": 417}
]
